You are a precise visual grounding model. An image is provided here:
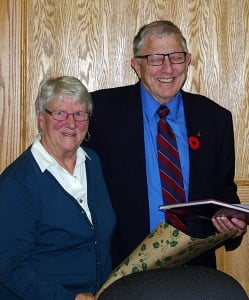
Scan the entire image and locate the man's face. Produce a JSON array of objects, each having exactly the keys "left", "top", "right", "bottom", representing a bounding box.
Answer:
[{"left": 131, "top": 33, "right": 191, "bottom": 104}]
